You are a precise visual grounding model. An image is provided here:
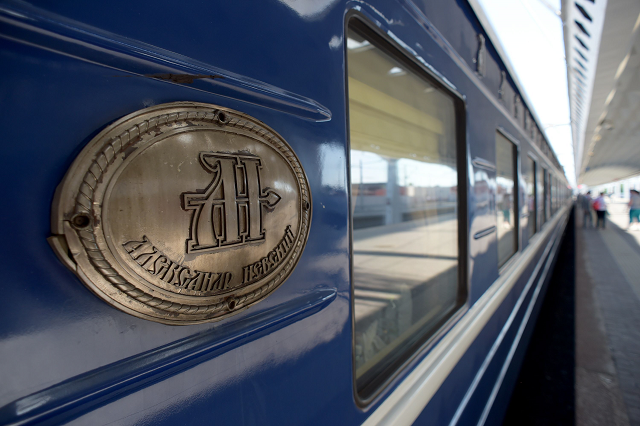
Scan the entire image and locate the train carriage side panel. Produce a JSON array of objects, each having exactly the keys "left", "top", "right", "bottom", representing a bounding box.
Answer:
[{"left": 0, "top": 0, "right": 572, "bottom": 425}]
